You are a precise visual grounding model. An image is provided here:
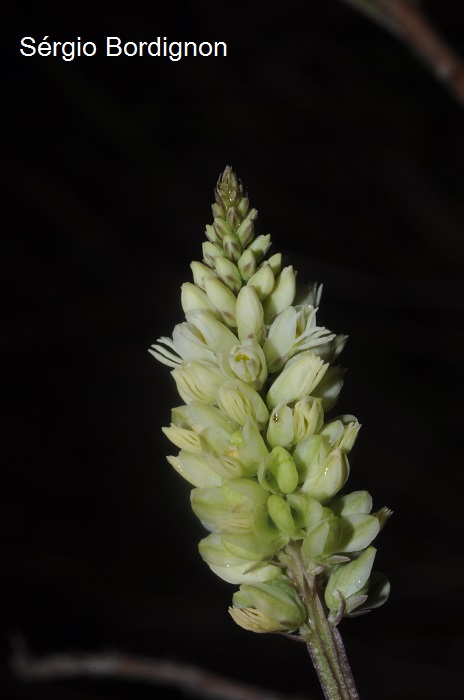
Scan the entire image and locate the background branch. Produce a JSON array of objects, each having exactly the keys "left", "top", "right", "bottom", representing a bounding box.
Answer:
[
  {"left": 10, "top": 640, "right": 307, "bottom": 700},
  {"left": 340, "top": 0, "right": 464, "bottom": 107}
]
